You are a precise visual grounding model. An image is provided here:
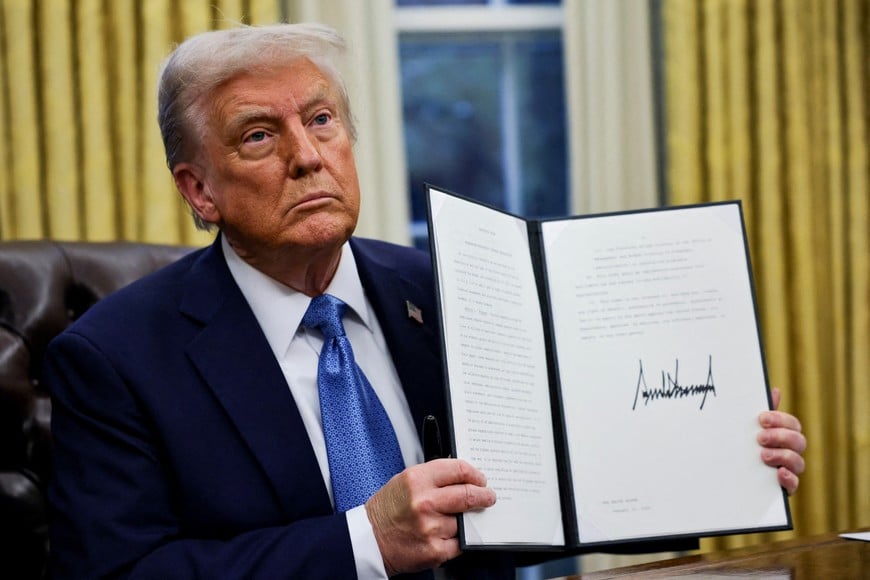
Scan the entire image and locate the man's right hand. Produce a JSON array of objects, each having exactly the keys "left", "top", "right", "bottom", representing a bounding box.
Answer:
[{"left": 365, "top": 458, "right": 496, "bottom": 576}]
